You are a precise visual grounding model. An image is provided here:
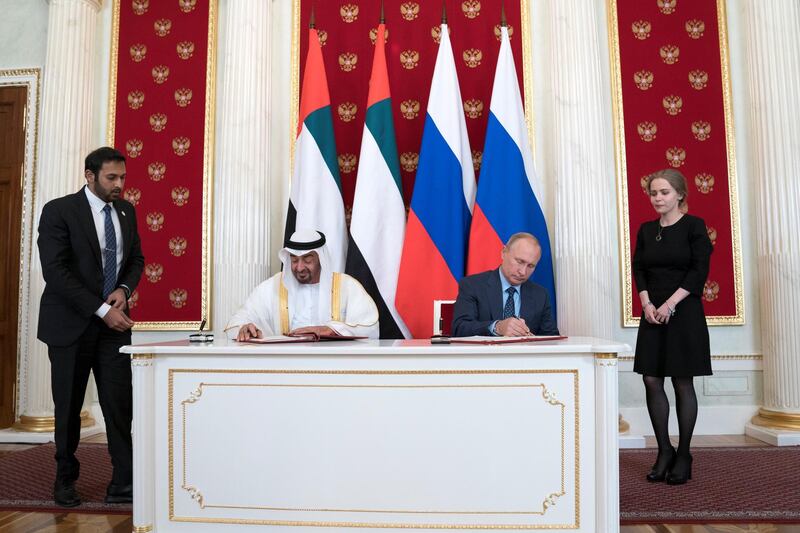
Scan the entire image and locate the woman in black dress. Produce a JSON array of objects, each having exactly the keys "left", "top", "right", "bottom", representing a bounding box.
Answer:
[{"left": 633, "top": 169, "right": 712, "bottom": 485}]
